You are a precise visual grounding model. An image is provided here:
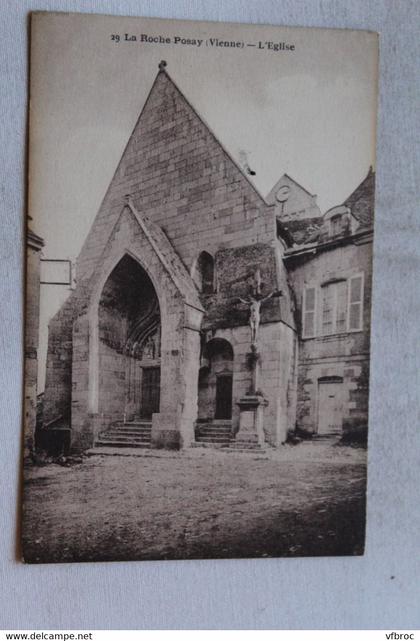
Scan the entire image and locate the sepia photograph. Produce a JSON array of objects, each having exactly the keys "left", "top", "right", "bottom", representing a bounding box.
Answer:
[{"left": 23, "top": 12, "right": 378, "bottom": 563}]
